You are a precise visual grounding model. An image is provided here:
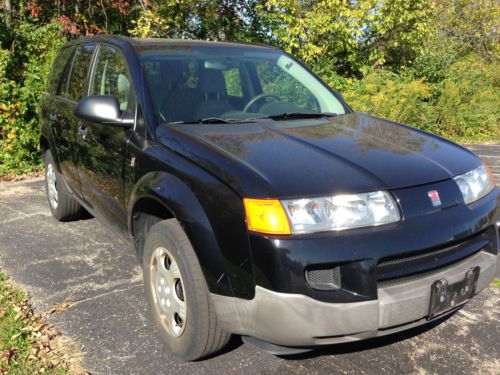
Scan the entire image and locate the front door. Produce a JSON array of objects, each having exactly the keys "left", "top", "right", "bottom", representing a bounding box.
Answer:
[{"left": 77, "top": 44, "right": 136, "bottom": 235}]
